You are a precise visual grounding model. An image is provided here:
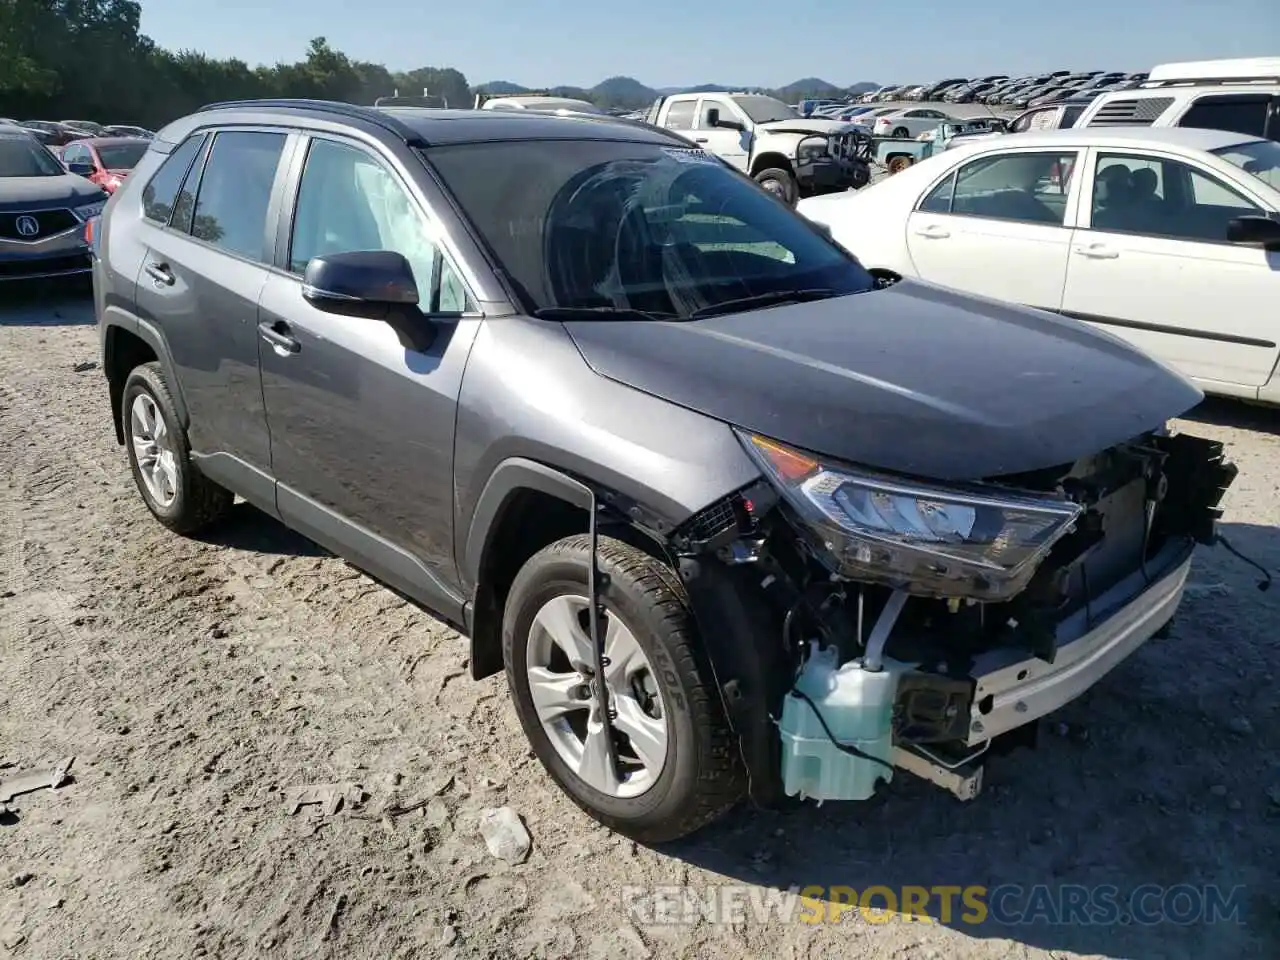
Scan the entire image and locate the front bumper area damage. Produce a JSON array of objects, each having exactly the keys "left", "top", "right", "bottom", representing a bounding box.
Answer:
[
  {"left": 794, "top": 132, "right": 872, "bottom": 195},
  {"left": 671, "top": 428, "right": 1237, "bottom": 808}
]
